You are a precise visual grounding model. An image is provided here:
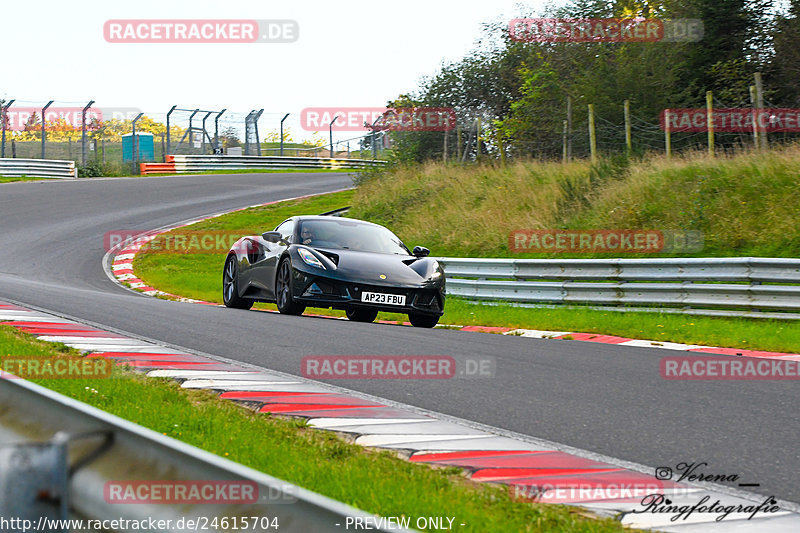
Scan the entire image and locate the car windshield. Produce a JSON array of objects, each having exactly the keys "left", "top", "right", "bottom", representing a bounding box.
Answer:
[{"left": 297, "top": 219, "right": 409, "bottom": 255}]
